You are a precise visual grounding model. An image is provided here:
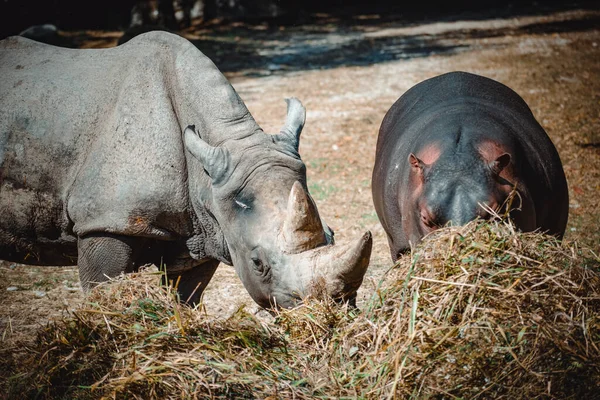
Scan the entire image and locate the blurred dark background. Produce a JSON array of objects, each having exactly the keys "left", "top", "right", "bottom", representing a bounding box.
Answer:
[{"left": 1, "top": 0, "right": 598, "bottom": 41}]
